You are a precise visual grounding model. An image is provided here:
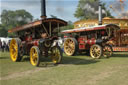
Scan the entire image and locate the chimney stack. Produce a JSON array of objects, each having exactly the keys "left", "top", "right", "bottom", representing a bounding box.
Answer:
[
  {"left": 41, "top": 0, "right": 47, "bottom": 19},
  {"left": 98, "top": 2, "right": 102, "bottom": 25}
]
